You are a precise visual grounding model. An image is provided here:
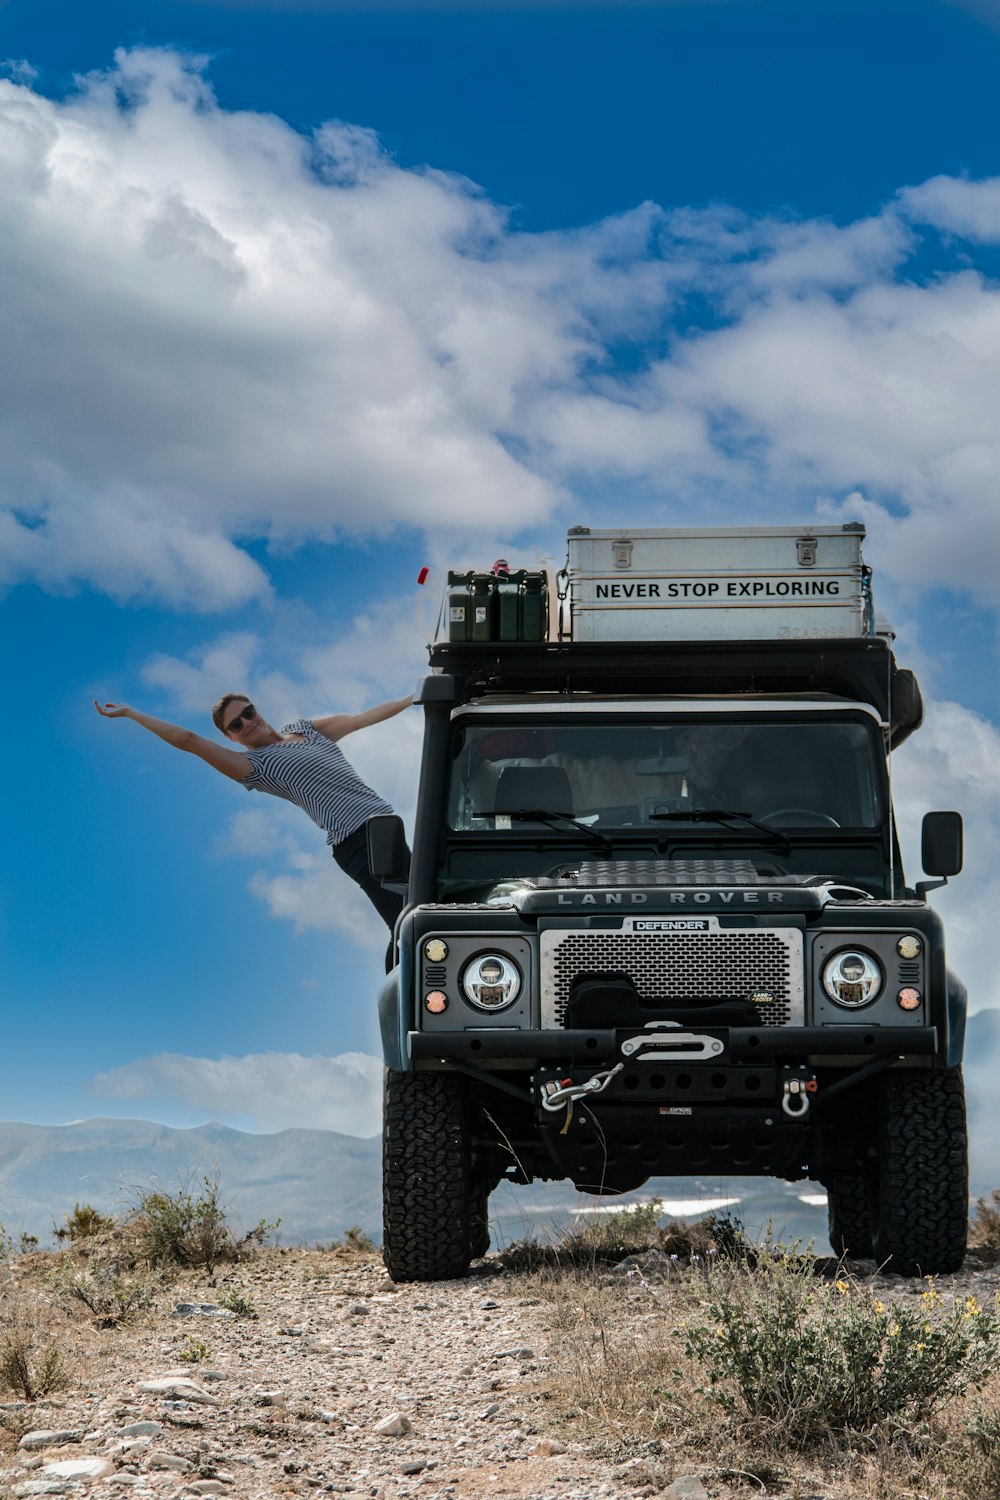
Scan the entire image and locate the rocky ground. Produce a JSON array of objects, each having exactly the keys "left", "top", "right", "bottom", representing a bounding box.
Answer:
[
  {"left": 0, "top": 1246, "right": 690, "bottom": 1500},
  {"left": 2, "top": 1244, "right": 1000, "bottom": 1500}
]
